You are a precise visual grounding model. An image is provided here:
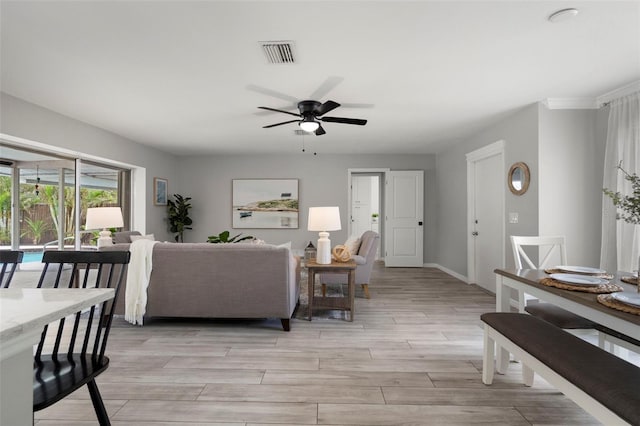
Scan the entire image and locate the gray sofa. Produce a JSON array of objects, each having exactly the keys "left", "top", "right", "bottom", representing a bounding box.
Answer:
[{"left": 103, "top": 236, "right": 300, "bottom": 331}]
